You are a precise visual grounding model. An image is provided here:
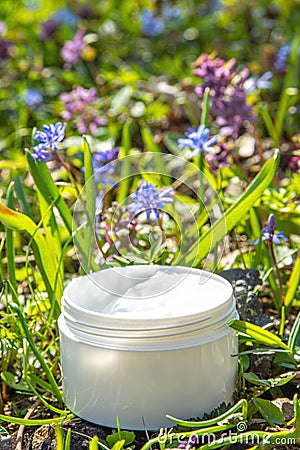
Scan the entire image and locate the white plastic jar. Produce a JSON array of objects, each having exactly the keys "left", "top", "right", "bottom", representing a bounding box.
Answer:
[{"left": 58, "top": 265, "right": 238, "bottom": 430}]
